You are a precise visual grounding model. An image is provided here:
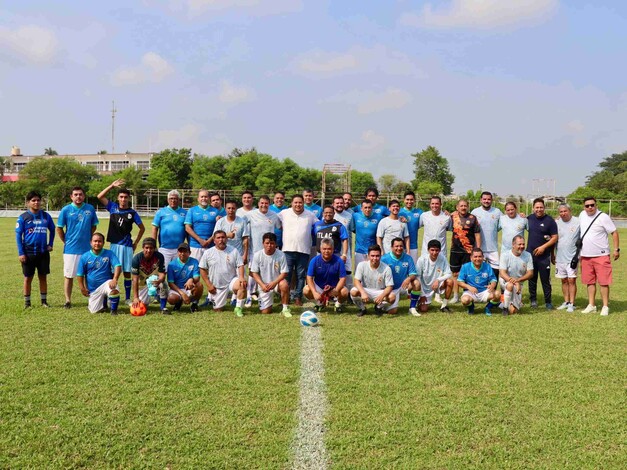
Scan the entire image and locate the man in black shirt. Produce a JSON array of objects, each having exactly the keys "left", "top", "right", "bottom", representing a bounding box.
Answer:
[{"left": 526, "top": 198, "right": 558, "bottom": 310}]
